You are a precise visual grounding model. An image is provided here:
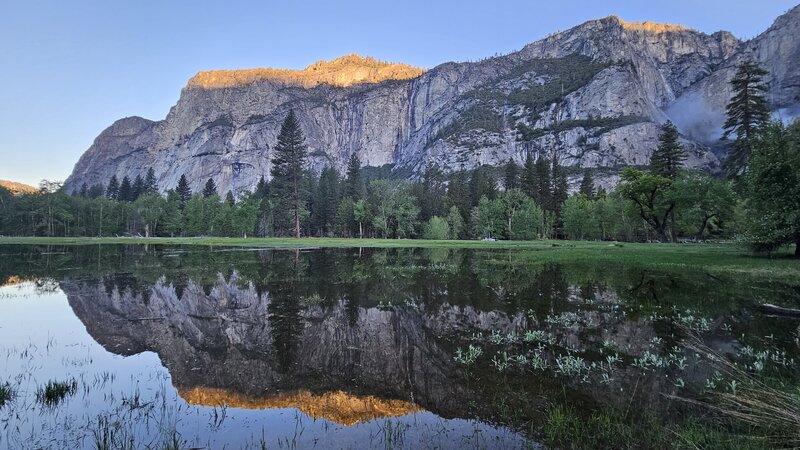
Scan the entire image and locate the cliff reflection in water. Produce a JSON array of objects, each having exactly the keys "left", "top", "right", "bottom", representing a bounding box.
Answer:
[
  {"left": 180, "top": 388, "right": 422, "bottom": 426},
  {"left": 4, "top": 244, "right": 798, "bottom": 435}
]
